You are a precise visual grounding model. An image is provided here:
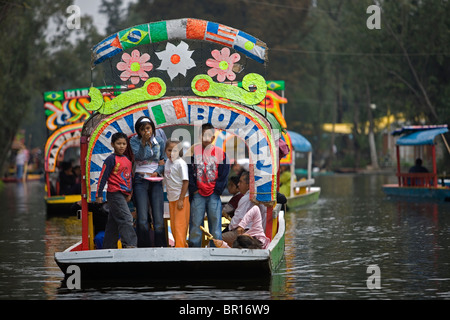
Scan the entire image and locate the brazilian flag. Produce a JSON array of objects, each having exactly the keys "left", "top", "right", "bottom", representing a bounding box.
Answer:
[
  {"left": 118, "top": 24, "right": 150, "bottom": 50},
  {"left": 237, "top": 80, "right": 285, "bottom": 91},
  {"left": 266, "top": 81, "right": 285, "bottom": 91},
  {"left": 44, "top": 91, "right": 64, "bottom": 101}
]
